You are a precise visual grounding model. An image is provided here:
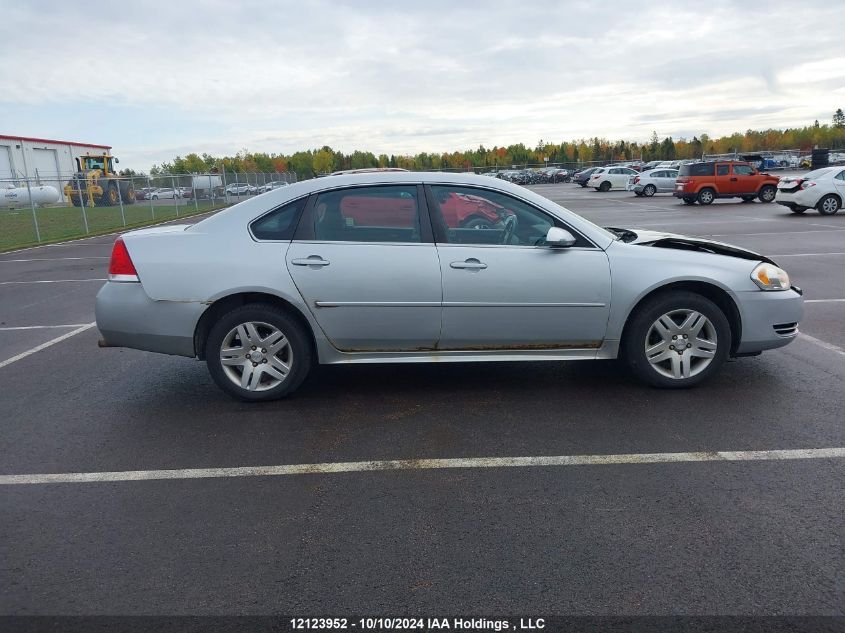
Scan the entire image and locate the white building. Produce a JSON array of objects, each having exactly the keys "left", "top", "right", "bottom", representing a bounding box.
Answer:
[{"left": 0, "top": 134, "right": 113, "bottom": 192}]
